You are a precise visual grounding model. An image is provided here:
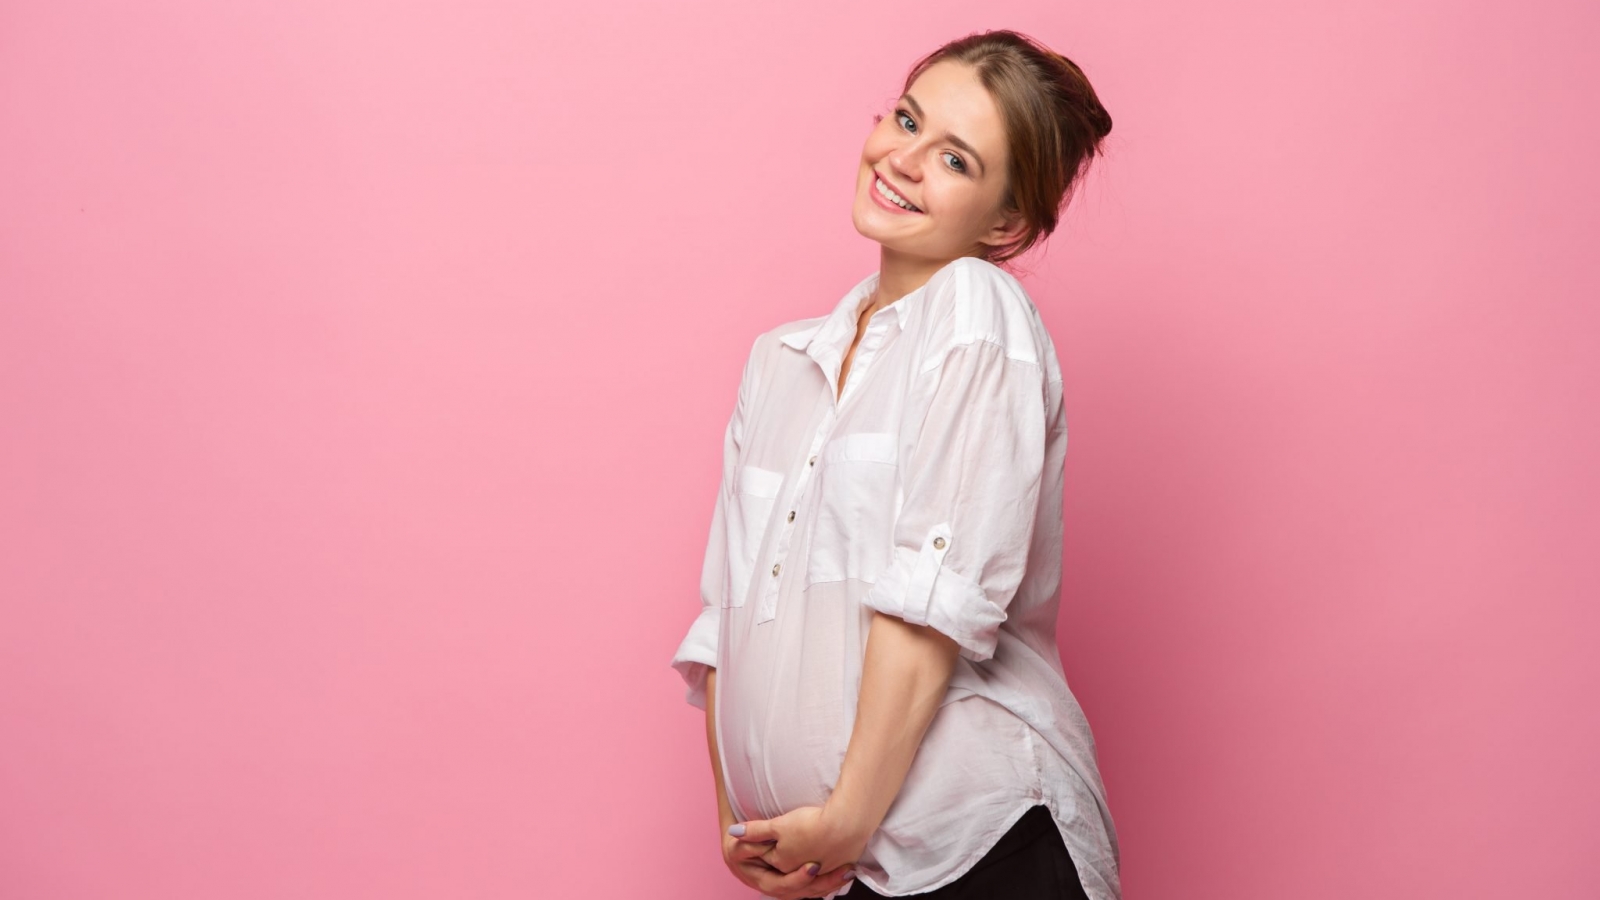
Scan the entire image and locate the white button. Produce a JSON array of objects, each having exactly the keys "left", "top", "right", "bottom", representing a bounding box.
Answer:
[
  {"left": 772, "top": 563, "right": 781, "bottom": 577},
  {"left": 787, "top": 510, "right": 796, "bottom": 523},
  {"left": 933, "top": 536, "right": 946, "bottom": 550},
  {"left": 808, "top": 456, "right": 817, "bottom": 466}
]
